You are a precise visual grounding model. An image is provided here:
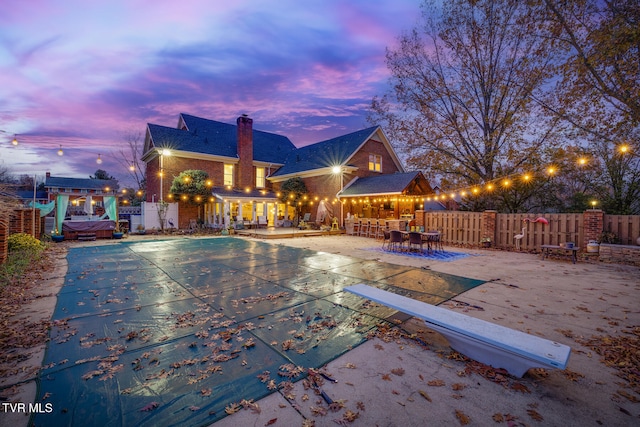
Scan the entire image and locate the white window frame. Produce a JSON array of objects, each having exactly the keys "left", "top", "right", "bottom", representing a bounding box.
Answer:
[
  {"left": 256, "top": 167, "right": 265, "bottom": 188},
  {"left": 369, "top": 154, "right": 382, "bottom": 172},
  {"left": 224, "top": 164, "right": 234, "bottom": 186}
]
